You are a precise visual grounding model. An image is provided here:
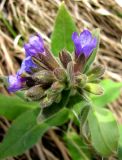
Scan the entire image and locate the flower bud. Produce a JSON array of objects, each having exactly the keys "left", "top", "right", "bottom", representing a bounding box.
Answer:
[
  {"left": 40, "top": 90, "right": 62, "bottom": 108},
  {"left": 87, "top": 65, "right": 105, "bottom": 82},
  {"left": 32, "top": 70, "right": 54, "bottom": 84},
  {"left": 84, "top": 83, "right": 104, "bottom": 95},
  {"left": 40, "top": 95, "right": 56, "bottom": 108},
  {"left": 53, "top": 68, "right": 67, "bottom": 81},
  {"left": 59, "top": 50, "right": 72, "bottom": 68},
  {"left": 25, "top": 85, "right": 45, "bottom": 101},
  {"left": 67, "top": 62, "right": 75, "bottom": 84},
  {"left": 51, "top": 81, "right": 64, "bottom": 93},
  {"left": 75, "top": 74, "right": 87, "bottom": 87},
  {"left": 24, "top": 34, "right": 45, "bottom": 57},
  {"left": 39, "top": 48, "right": 60, "bottom": 71}
]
